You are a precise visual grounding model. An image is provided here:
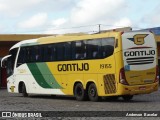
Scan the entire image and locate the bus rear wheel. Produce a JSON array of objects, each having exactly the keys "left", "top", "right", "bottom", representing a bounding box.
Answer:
[
  {"left": 22, "top": 83, "right": 28, "bottom": 97},
  {"left": 88, "top": 83, "right": 100, "bottom": 102},
  {"left": 122, "top": 95, "right": 133, "bottom": 101},
  {"left": 74, "top": 83, "right": 87, "bottom": 101}
]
